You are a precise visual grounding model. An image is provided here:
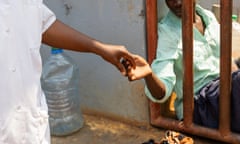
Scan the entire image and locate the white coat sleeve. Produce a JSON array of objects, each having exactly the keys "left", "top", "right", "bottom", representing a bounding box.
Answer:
[{"left": 41, "top": 4, "right": 56, "bottom": 33}]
